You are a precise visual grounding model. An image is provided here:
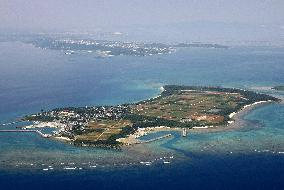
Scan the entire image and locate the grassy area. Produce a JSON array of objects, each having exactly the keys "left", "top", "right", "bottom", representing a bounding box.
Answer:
[
  {"left": 130, "top": 90, "right": 244, "bottom": 124},
  {"left": 74, "top": 120, "right": 132, "bottom": 146}
]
